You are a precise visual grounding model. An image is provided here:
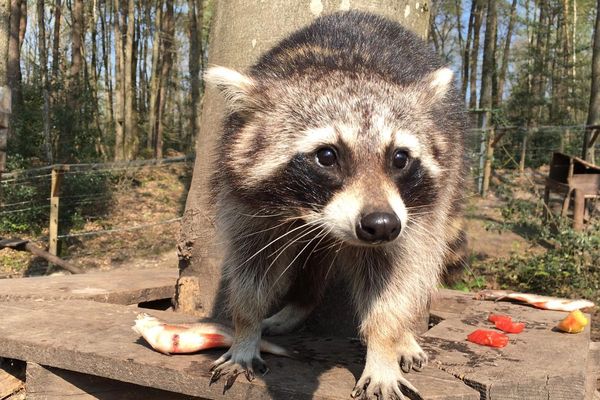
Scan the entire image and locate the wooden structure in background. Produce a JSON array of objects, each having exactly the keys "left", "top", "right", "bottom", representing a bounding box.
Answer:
[{"left": 544, "top": 152, "right": 600, "bottom": 230}]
